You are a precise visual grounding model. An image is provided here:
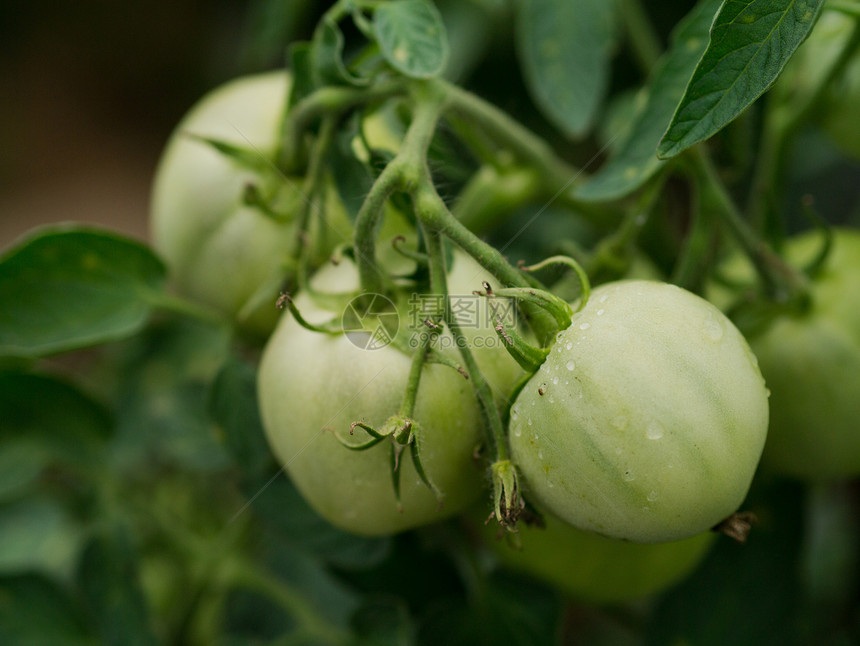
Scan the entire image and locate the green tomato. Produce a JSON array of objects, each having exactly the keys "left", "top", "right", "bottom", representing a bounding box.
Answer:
[
  {"left": 257, "top": 251, "right": 522, "bottom": 535},
  {"left": 479, "top": 510, "right": 715, "bottom": 603},
  {"left": 150, "top": 71, "right": 351, "bottom": 336},
  {"left": 509, "top": 280, "right": 769, "bottom": 543},
  {"left": 744, "top": 229, "right": 860, "bottom": 480}
]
